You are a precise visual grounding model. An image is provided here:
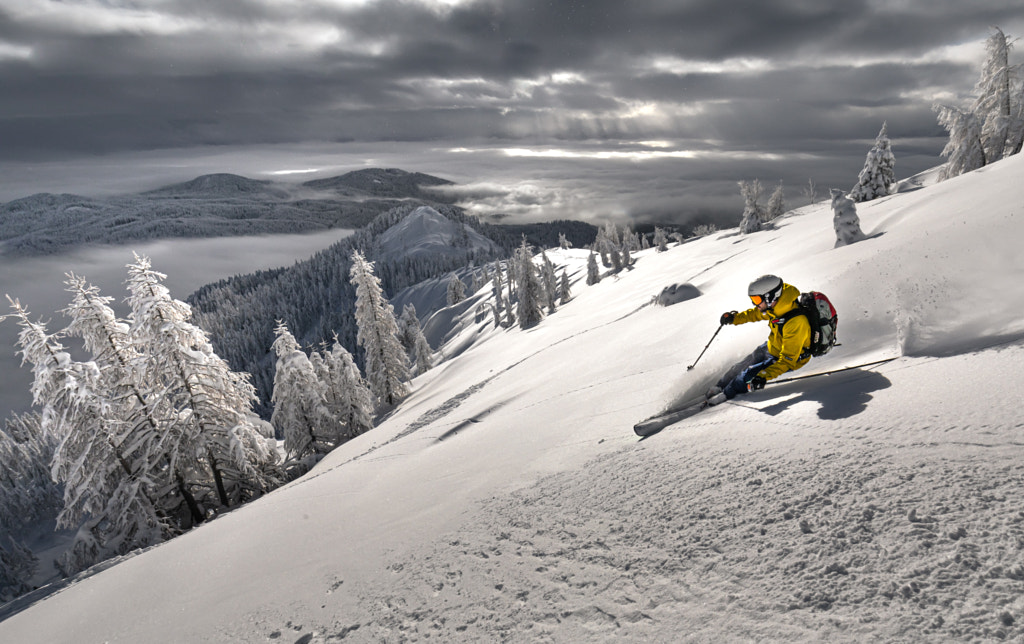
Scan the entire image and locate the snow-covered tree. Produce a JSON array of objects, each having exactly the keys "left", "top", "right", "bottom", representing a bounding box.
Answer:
[
  {"left": 514, "top": 240, "right": 545, "bottom": 329},
  {"left": 831, "top": 189, "right": 867, "bottom": 247},
  {"left": 411, "top": 330, "right": 433, "bottom": 377},
  {"left": 540, "top": 250, "right": 558, "bottom": 314},
  {"left": 559, "top": 269, "right": 572, "bottom": 305},
  {"left": 973, "top": 28, "right": 1020, "bottom": 162},
  {"left": 653, "top": 227, "right": 668, "bottom": 252},
  {"left": 586, "top": 248, "right": 601, "bottom": 285},
  {"left": 0, "top": 538, "right": 38, "bottom": 601},
  {"left": 0, "top": 412, "right": 59, "bottom": 535},
  {"left": 446, "top": 273, "right": 466, "bottom": 306},
  {"left": 767, "top": 182, "right": 787, "bottom": 220},
  {"left": 271, "top": 322, "right": 340, "bottom": 462},
  {"left": 349, "top": 251, "right": 409, "bottom": 408},
  {"left": 397, "top": 304, "right": 421, "bottom": 355},
  {"left": 691, "top": 223, "right": 718, "bottom": 238},
  {"left": 850, "top": 122, "right": 896, "bottom": 202},
  {"left": 126, "top": 255, "right": 279, "bottom": 513},
  {"left": 490, "top": 263, "right": 505, "bottom": 327},
  {"left": 4, "top": 296, "right": 166, "bottom": 575},
  {"left": 738, "top": 179, "right": 766, "bottom": 234},
  {"left": 558, "top": 233, "right": 572, "bottom": 249},
  {"left": 316, "top": 336, "right": 375, "bottom": 439},
  {"left": 936, "top": 105, "right": 987, "bottom": 180}
]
